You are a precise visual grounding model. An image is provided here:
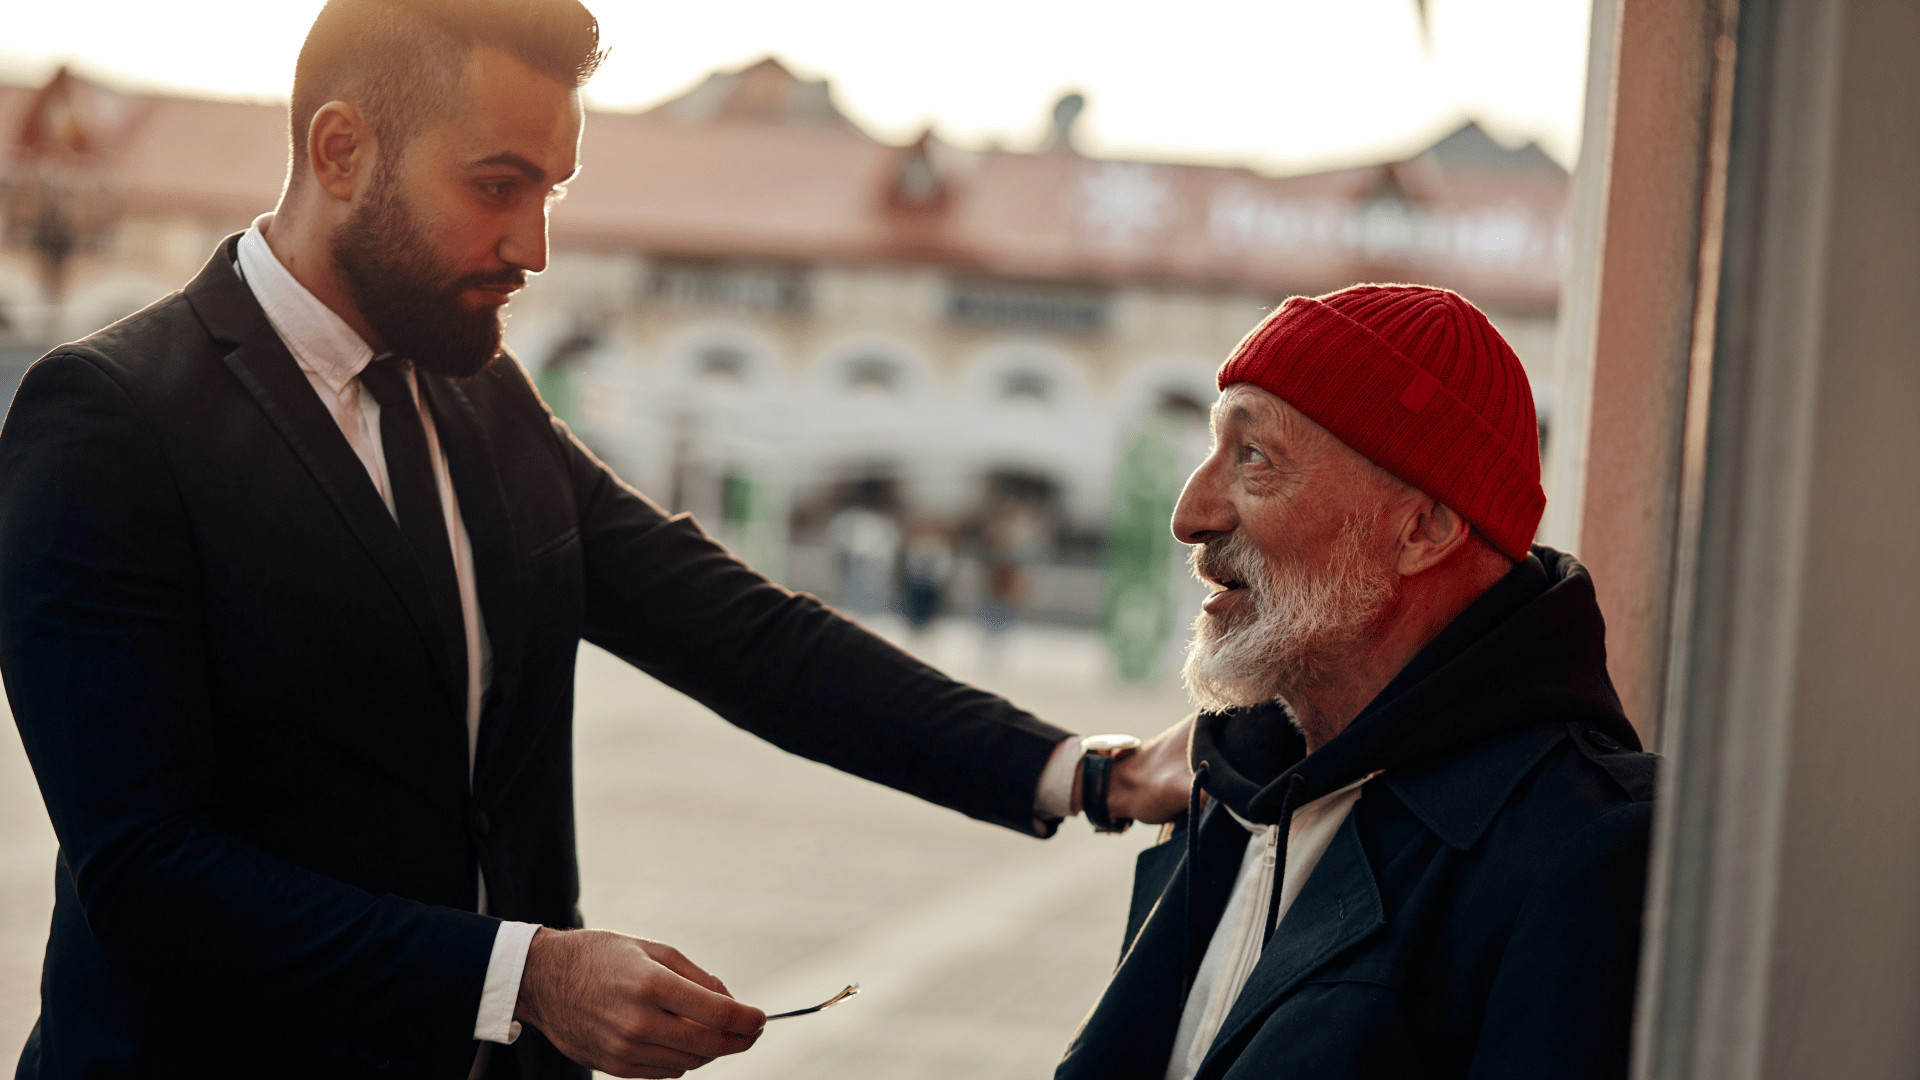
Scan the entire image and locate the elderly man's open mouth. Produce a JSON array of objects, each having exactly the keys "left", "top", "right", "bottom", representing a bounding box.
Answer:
[{"left": 1202, "top": 576, "right": 1249, "bottom": 614}]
